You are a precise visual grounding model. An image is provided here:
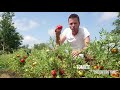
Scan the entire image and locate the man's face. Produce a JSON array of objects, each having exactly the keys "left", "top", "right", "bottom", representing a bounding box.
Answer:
[{"left": 68, "top": 18, "right": 80, "bottom": 35}]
